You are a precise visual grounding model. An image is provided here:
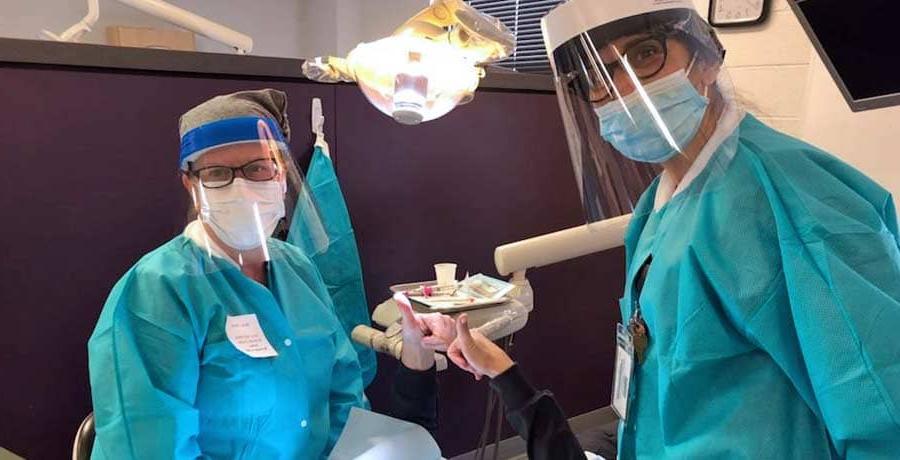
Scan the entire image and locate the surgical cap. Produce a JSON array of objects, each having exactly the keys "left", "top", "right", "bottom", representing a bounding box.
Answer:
[{"left": 178, "top": 88, "right": 291, "bottom": 170}]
